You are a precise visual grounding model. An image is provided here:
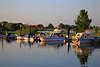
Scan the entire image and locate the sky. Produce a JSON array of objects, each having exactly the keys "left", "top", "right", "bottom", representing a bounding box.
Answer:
[{"left": 0, "top": 0, "right": 100, "bottom": 26}]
